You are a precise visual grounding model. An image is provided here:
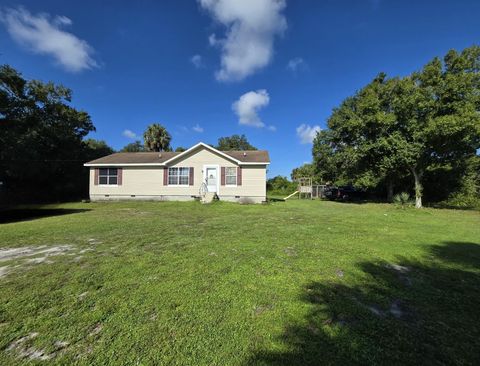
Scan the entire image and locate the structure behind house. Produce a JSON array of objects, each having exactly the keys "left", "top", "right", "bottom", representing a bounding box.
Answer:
[
  {"left": 286, "top": 177, "right": 326, "bottom": 200},
  {"left": 297, "top": 177, "right": 312, "bottom": 199},
  {"left": 84, "top": 142, "right": 270, "bottom": 203},
  {"left": 311, "top": 184, "right": 327, "bottom": 199}
]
